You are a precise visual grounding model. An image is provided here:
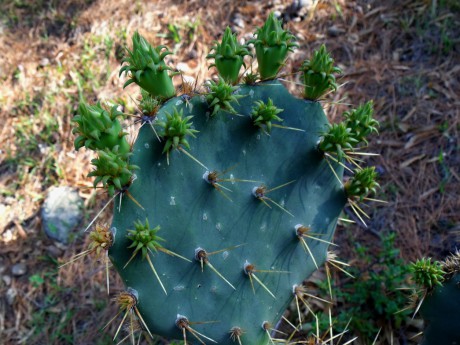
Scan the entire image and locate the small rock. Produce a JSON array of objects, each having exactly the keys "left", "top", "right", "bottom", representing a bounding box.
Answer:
[
  {"left": 3, "top": 275, "right": 11, "bottom": 286},
  {"left": 187, "top": 49, "right": 198, "bottom": 60},
  {"left": 296, "top": 0, "right": 312, "bottom": 7},
  {"left": 328, "top": 25, "right": 346, "bottom": 37},
  {"left": 232, "top": 13, "right": 245, "bottom": 29},
  {"left": 11, "top": 263, "right": 27, "bottom": 276},
  {"left": 4, "top": 196, "right": 14, "bottom": 205},
  {"left": 46, "top": 245, "right": 63, "bottom": 257},
  {"left": 41, "top": 186, "right": 83, "bottom": 244},
  {"left": 6, "top": 288, "right": 17, "bottom": 305},
  {"left": 176, "top": 62, "right": 193, "bottom": 75},
  {"left": 39, "top": 58, "right": 50, "bottom": 68}
]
